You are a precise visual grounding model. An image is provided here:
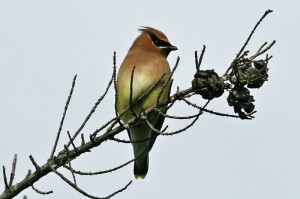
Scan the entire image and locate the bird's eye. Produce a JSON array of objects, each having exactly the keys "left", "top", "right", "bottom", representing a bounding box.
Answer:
[
  {"left": 150, "top": 34, "right": 171, "bottom": 48},
  {"left": 153, "top": 38, "right": 160, "bottom": 45}
]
